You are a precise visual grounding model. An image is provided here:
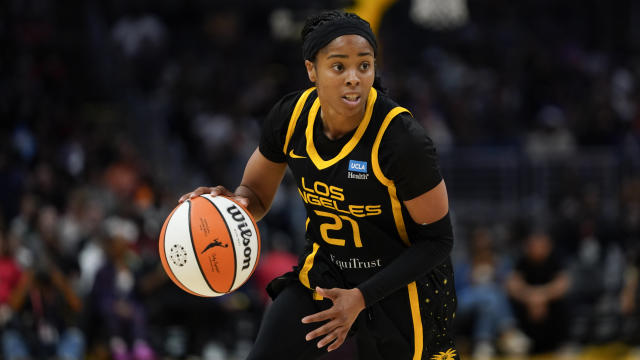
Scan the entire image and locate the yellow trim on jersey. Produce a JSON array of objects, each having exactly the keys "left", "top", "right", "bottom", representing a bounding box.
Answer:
[
  {"left": 283, "top": 87, "right": 316, "bottom": 155},
  {"left": 371, "top": 106, "right": 410, "bottom": 185},
  {"left": 372, "top": 107, "right": 422, "bottom": 356},
  {"left": 305, "top": 88, "right": 378, "bottom": 170},
  {"left": 299, "top": 242, "right": 320, "bottom": 289},
  {"left": 371, "top": 106, "right": 411, "bottom": 245},
  {"left": 408, "top": 281, "right": 424, "bottom": 360},
  {"left": 312, "top": 291, "right": 324, "bottom": 301},
  {"left": 301, "top": 218, "right": 323, "bottom": 299}
]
